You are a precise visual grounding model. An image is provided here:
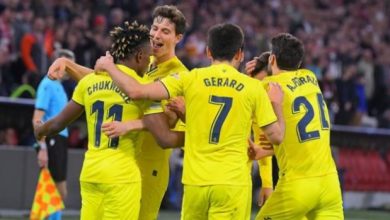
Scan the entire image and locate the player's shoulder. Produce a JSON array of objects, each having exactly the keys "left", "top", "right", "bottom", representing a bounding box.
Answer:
[
  {"left": 298, "top": 68, "right": 316, "bottom": 76},
  {"left": 78, "top": 72, "right": 96, "bottom": 85},
  {"left": 170, "top": 56, "right": 189, "bottom": 71}
]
